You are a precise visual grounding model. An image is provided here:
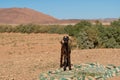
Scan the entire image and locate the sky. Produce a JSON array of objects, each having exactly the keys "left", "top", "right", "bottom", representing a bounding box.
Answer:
[{"left": 0, "top": 0, "right": 120, "bottom": 19}]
